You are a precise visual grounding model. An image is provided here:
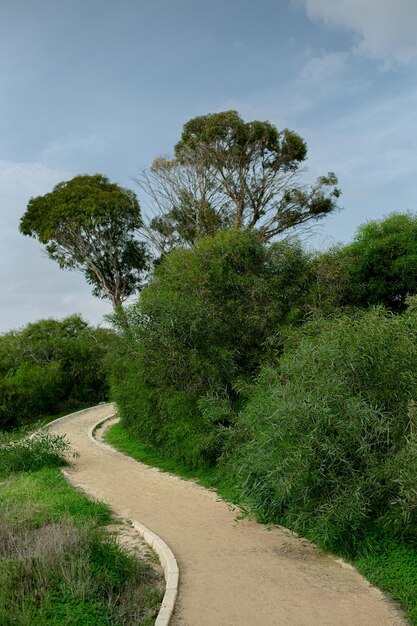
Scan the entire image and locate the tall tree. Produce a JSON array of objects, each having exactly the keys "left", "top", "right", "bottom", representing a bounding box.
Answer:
[
  {"left": 20, "top": 174, "right": 149, "bottom": 309},
  {"left": 138, "top": 111, "right": 340, "bottom": 249},
  {"left": 136, "top": 155, "right": 232, "bottom": 255}
]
